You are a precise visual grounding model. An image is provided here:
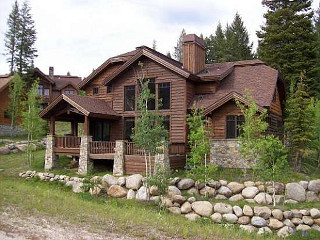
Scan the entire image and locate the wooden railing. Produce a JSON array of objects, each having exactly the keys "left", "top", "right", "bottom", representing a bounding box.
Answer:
[
  {"left": 169, "top": 143, "right": 186, "bottom": 155},
  {"left": 55, "top": 136, "right": 81, "bottom": 148},
  {"left": 90, "top": 141, "right": 116, "bottom": 154},
  {"left": 126, "top": 142, "right": 145, "bottom": 155}
]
